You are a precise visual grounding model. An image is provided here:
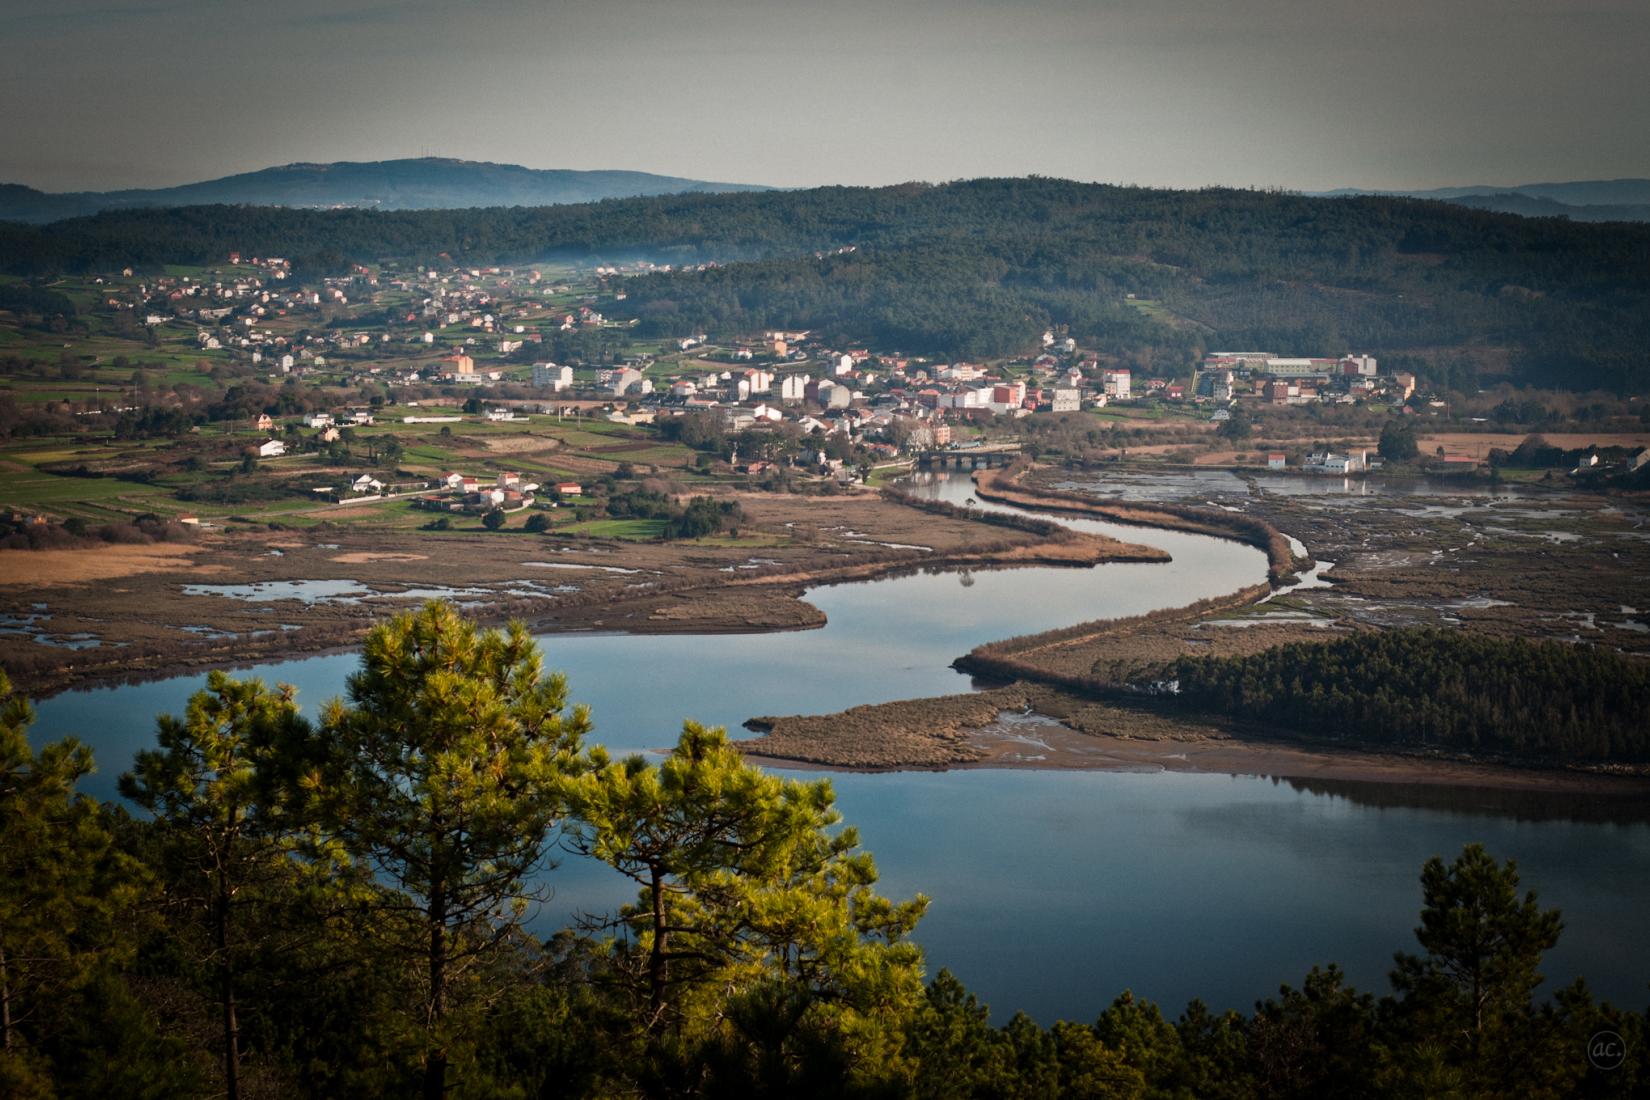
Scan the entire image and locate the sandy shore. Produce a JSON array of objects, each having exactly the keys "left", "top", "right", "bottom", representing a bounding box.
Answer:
[
  {"left": 746, "top": 717, "right": 1650, "bottom": 797},
  {"left": 963, "top": 720, "right": 1650, "bottom": 794}
]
